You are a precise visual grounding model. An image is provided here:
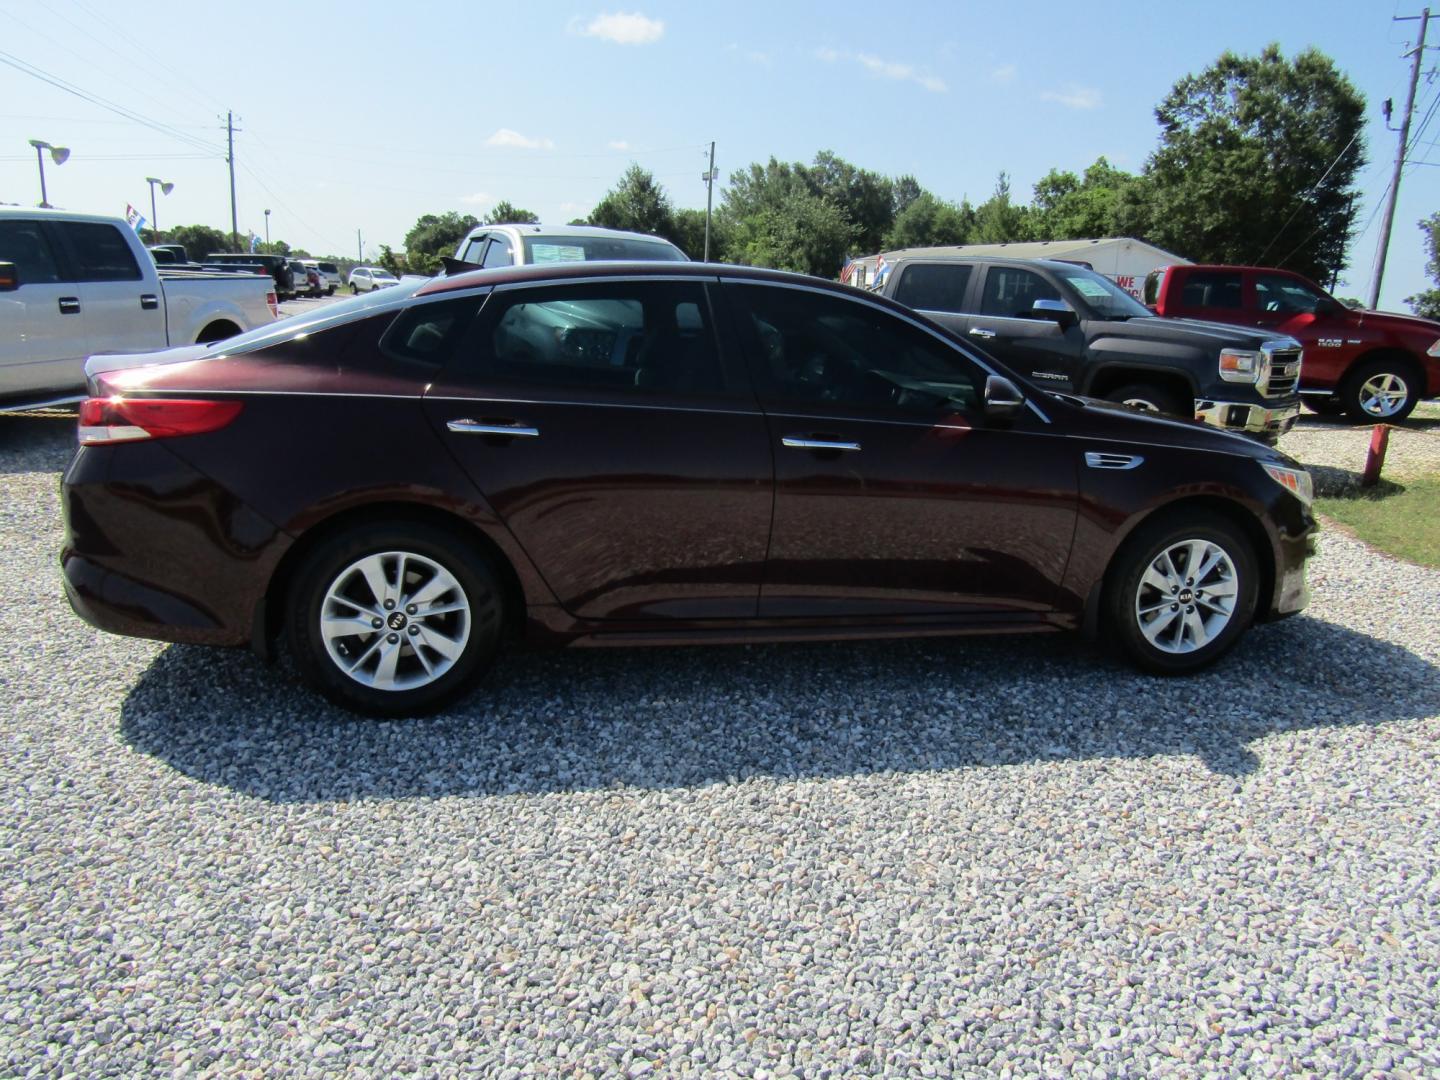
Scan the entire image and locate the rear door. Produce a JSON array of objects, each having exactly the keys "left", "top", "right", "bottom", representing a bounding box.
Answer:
[
  {"left": 423, "top": 277, "right": 773, "bottom": 621},
  {"left": 47, "top": 220, "right": 167, "bottom": 359},
  {"left": 967, "top": 264, "right": 1087, "bottom": 389},
  {"left": 0, "top": 217, "right": 82, "bottom": 397}
]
